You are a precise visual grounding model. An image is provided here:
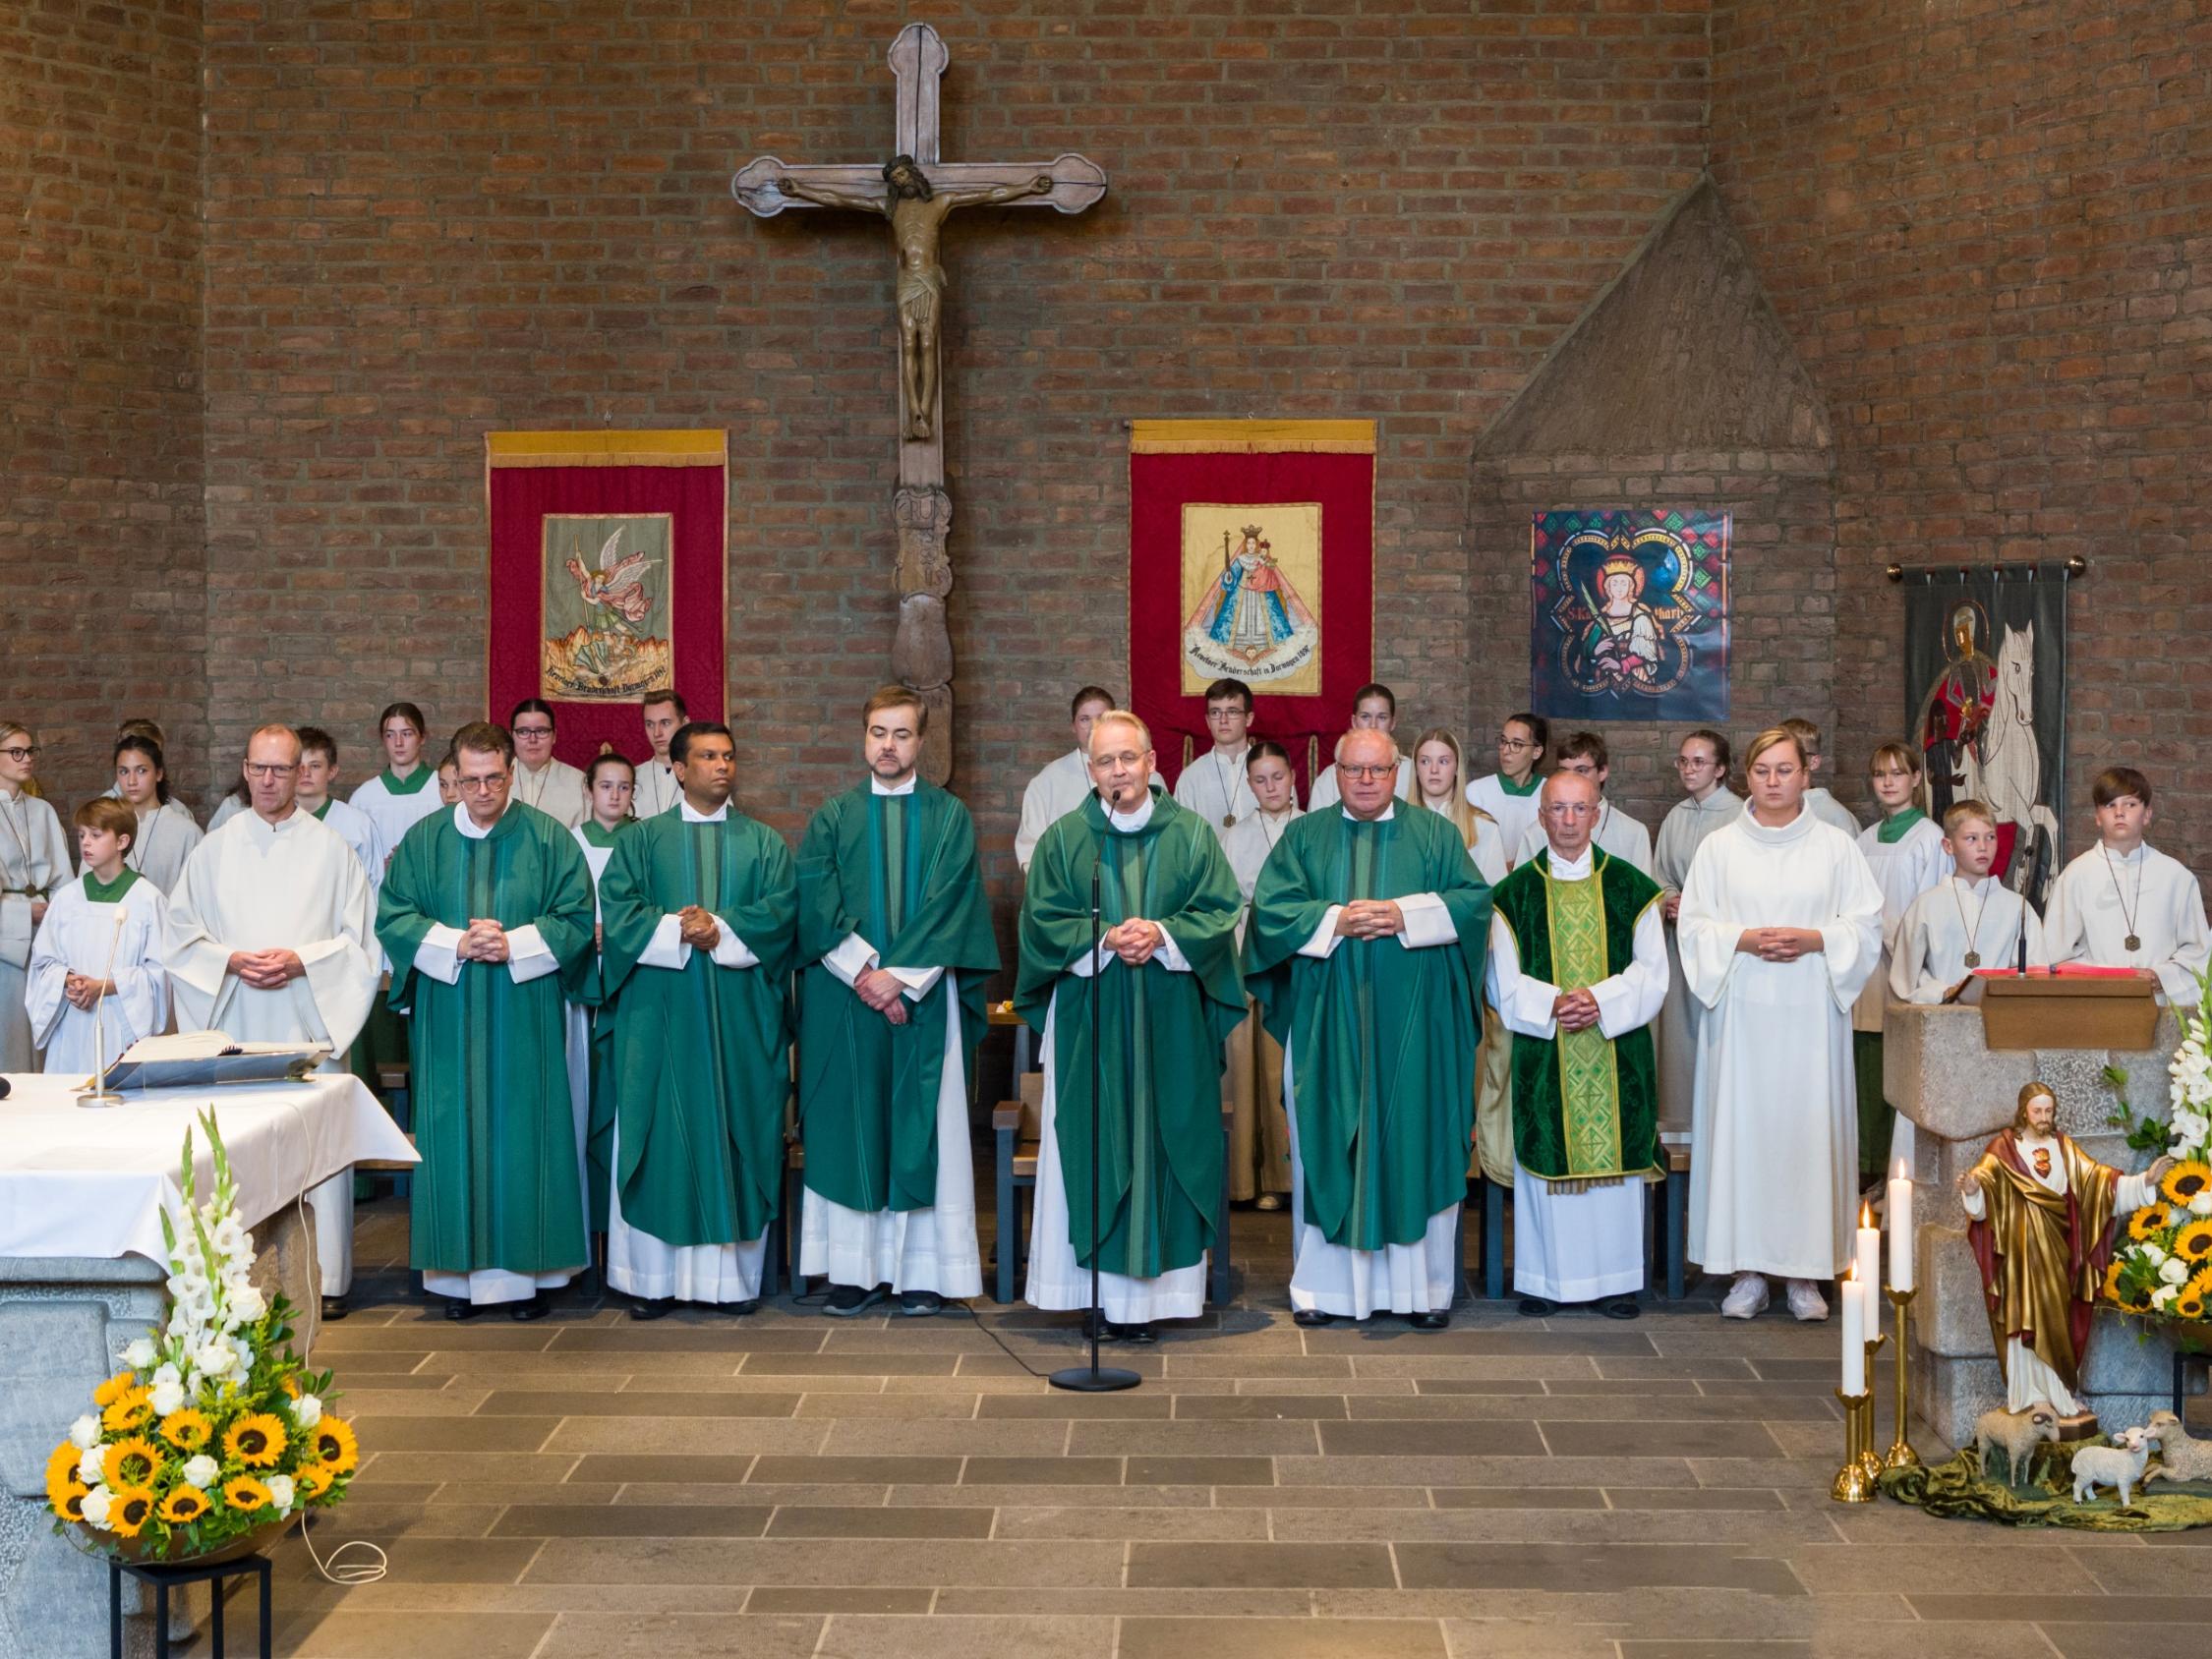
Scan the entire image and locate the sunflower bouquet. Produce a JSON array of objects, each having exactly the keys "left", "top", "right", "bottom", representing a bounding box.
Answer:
[
  {"left": 2104, "top": 972, "right": 2212, "bottom": 1337},
  {"left": 44, "top": 1110, "right": 360, "bottom": 1560}
]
